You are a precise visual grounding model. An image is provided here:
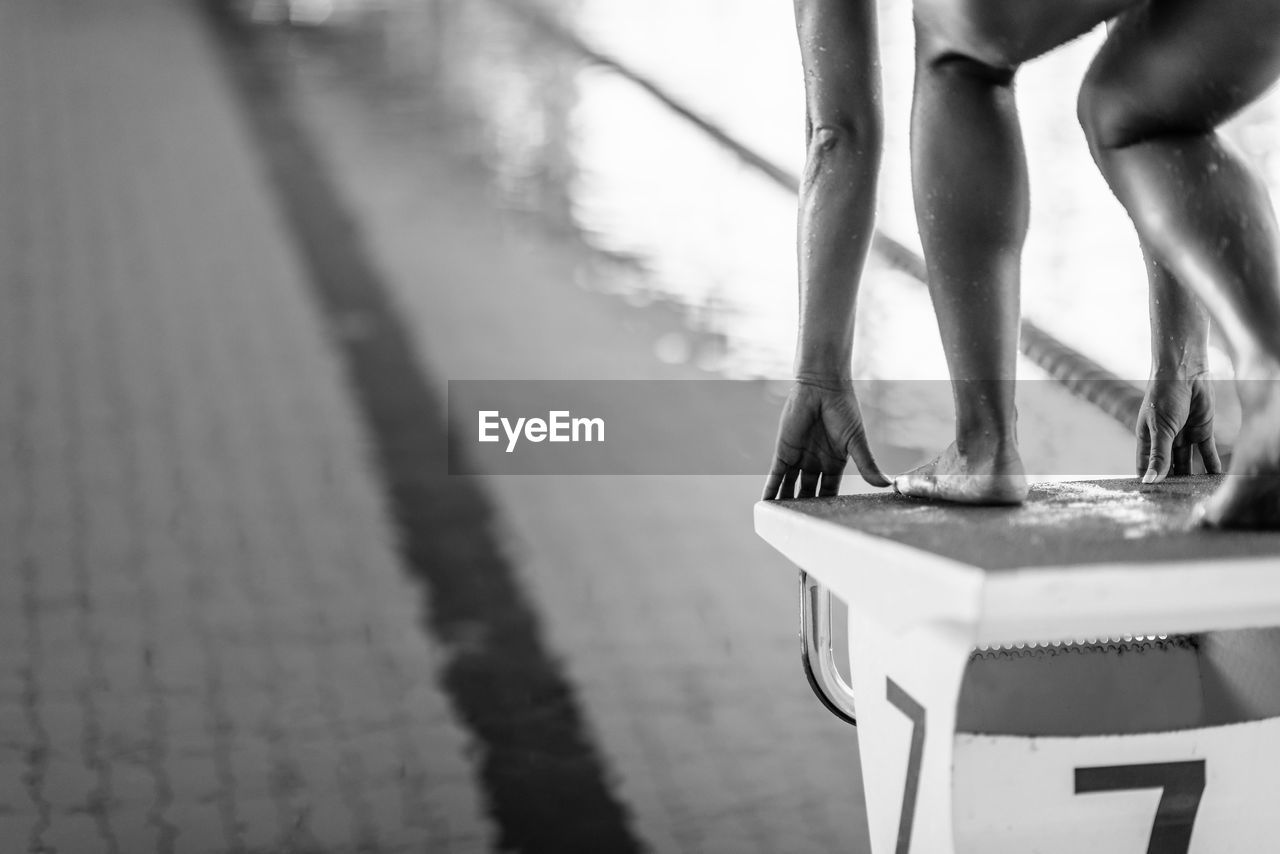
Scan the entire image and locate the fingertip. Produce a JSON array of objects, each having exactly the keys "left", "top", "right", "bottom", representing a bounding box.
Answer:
[
  {"left": 847, "top": 436, "right": 890, "bottom": 489},
  {"left": 1145, "top": 440, "right": 1173, "bottom": 484},
  {"left": 1149, "top": 429, "right": 1174, "bottom": 467},
  {"left": 762, "top": 472, "right": 784, "bottom": 501},
  {"left": 862, "top": 468, "right": 892, "bottom": 489}
]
